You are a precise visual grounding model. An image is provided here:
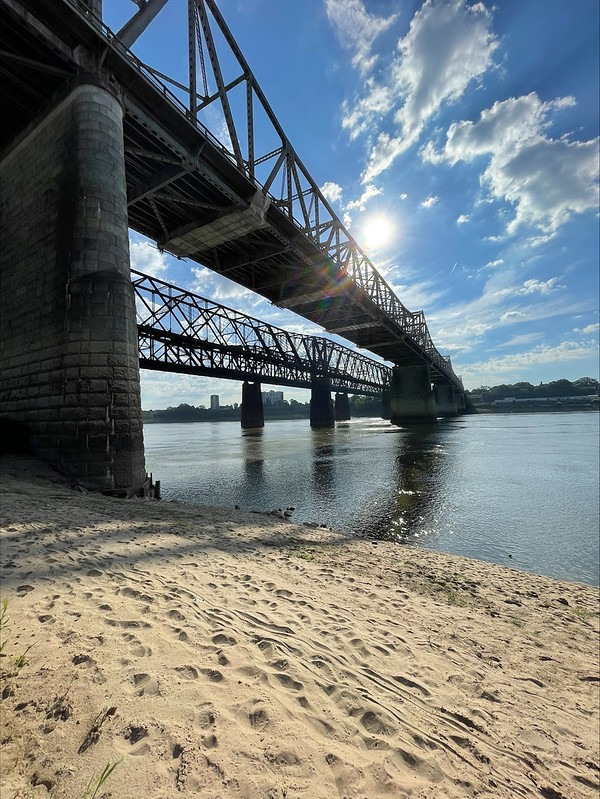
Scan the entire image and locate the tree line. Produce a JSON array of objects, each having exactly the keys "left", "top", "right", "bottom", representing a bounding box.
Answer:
[{"left": 466, "top": 377, "right": 599, "bottom": 404}]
